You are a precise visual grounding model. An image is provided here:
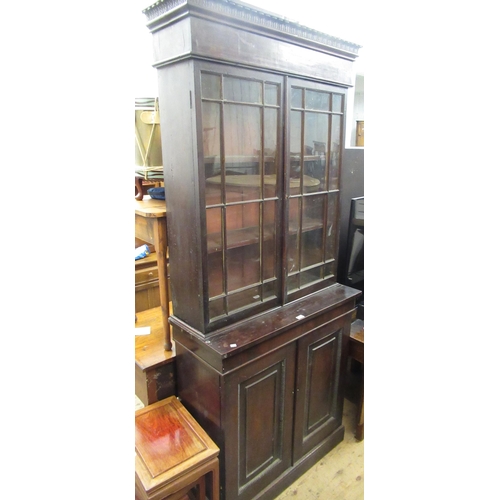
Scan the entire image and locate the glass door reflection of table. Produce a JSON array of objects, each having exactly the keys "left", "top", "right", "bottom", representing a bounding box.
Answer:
[{"left": 135, "top": 196, "right": 171, "bottom": 351}]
